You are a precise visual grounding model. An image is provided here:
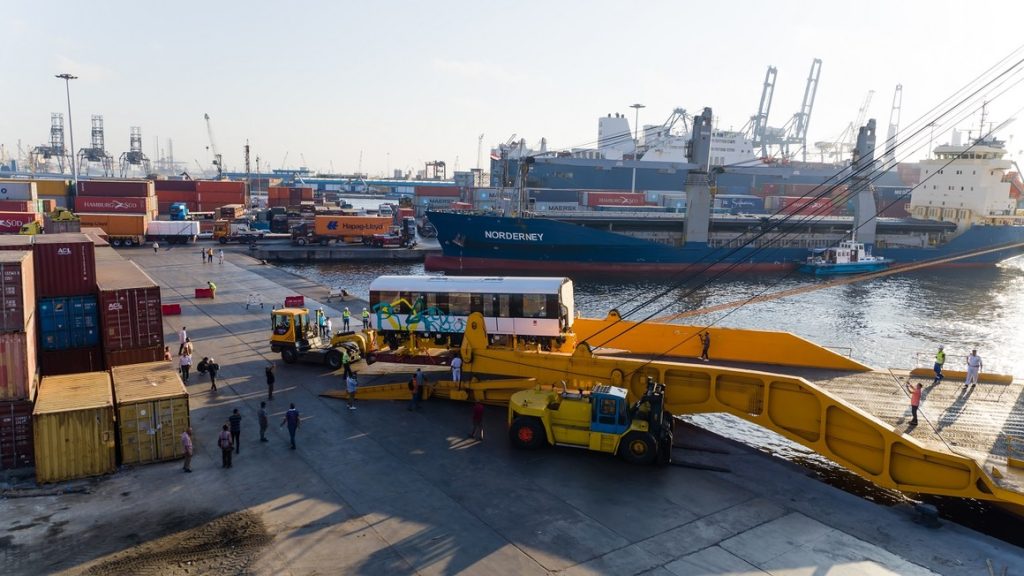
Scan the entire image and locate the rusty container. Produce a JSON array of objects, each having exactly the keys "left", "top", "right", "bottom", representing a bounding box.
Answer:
[
  {"left": 111, "top": 362, "right": 190, "bottom": 465},
  {"left": 0, "top": 322, "right": 39, "bottom": 401},
  {"left": 32, "top": 234, "right": 96, "bottom": 298},
  {"left": 38, "top": 346, "right": 103, "bottom": 376},
  {"left": 0, "top": 400, "right": 34, "bottom": 470},
  {"left": 33, "top": 371, "right": 116, "bottom": 483},
  {"left": 0, "top": 250, "right": 35, "bottom": 333},
  {"left": 96, "top": 261, "right": 163, "bottom": 351},
  {"left": 76, "top": 179, "right": 154, "bottom": 198}
]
